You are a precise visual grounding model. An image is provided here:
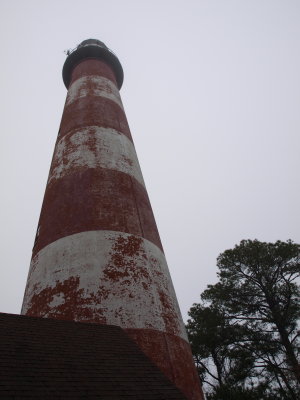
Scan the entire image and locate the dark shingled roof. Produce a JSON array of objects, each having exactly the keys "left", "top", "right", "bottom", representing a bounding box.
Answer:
[{"left": 0, "top": 313, "right": 187, "bottom": 399}]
